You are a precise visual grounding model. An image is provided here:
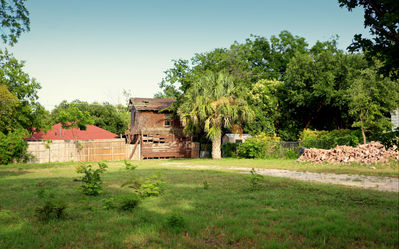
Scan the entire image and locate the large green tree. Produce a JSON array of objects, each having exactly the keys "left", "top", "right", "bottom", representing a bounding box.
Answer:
[
  {"left": 0, "top": 0, "right": 30, "bottom": 45},
  {"left": 348, "top": 62, "right": 399, "bottom": 143},
  {"left": 178, "top": 71, "right": 254, "bottom": 159},
  {"left": 51, "top": 100, "right": 129, "bottom": 135},
  {"left": 277, "top": 41, "right": 367, "bottom": 140},
  {"left": 339, "top": 0, "right": 399, "bottom": 77},
  {"left": 157, "top": 31, "right": 309, "bottom": 101},
  {"left": 0, "top": 49, "right": 48, "bottom": 134},
  {"left": 245, "top": 79, "right": 281, "bottom": 135}
]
